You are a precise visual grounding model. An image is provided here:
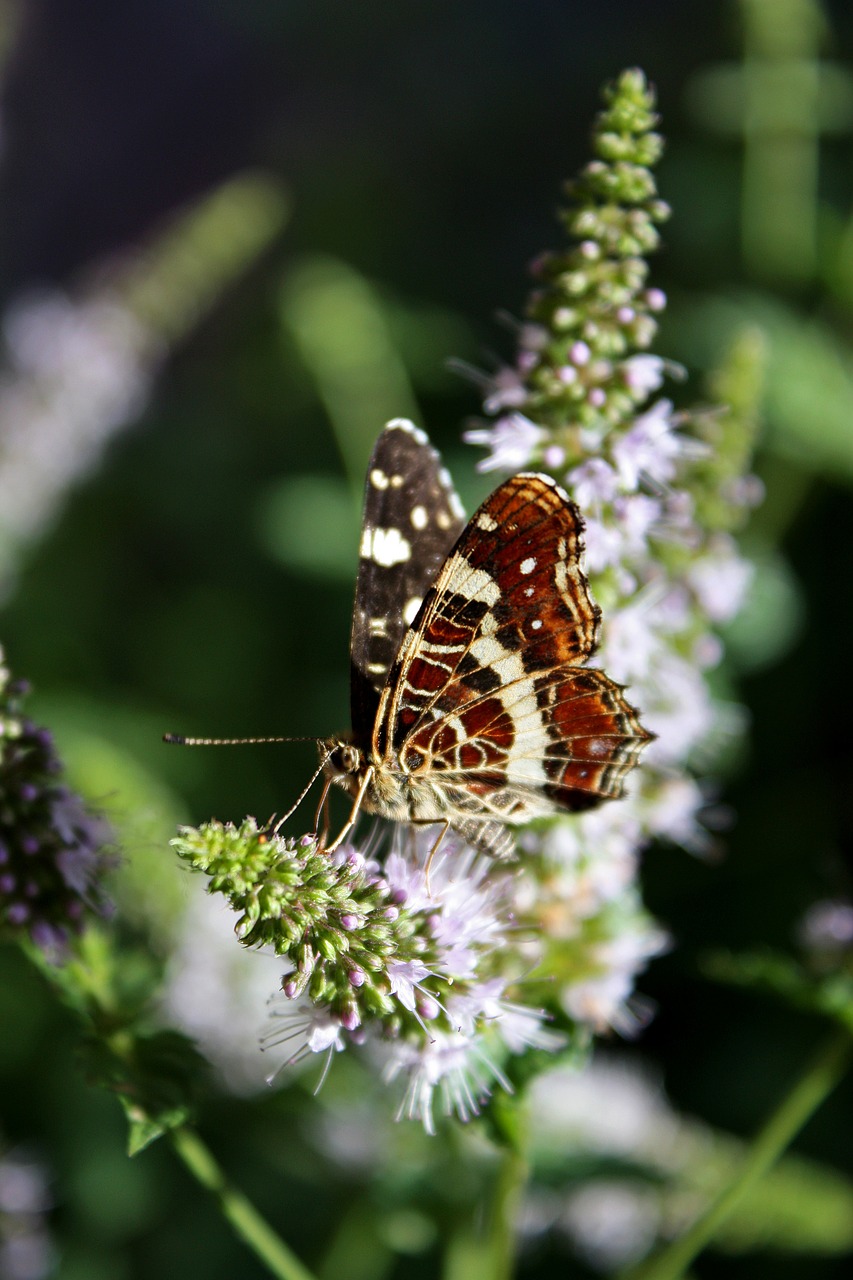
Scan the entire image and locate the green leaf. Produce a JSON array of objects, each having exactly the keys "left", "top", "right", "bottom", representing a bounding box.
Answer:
[
  {"left": 672, "top": 293, "right": 853, "bottom": 484},
  {"left": 121, "top": 1098, "right": 194, "bottom": 1156},
  {"left": 80, "top": 1028, "right": 210, "bottom": 1156},
  {"left": 703, "top": 948, "right": 853, "bottom": 1031}
]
